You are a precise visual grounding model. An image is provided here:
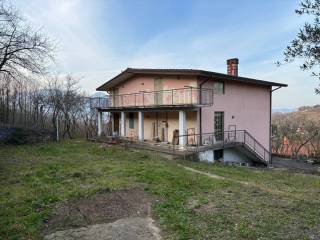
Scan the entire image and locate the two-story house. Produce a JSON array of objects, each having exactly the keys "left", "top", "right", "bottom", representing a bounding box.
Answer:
[{"left": 94, "top": 58, "right": 287, "bottom": 165}]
